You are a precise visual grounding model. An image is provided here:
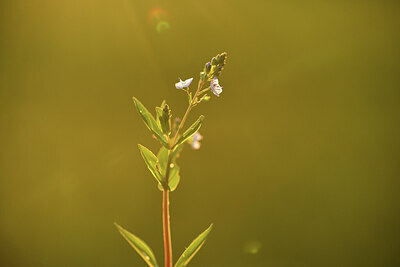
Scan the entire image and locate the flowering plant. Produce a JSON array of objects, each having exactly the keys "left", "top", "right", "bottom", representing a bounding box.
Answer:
[{"left": 115, "top": 52, "right": 227, "bottom": 267}]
